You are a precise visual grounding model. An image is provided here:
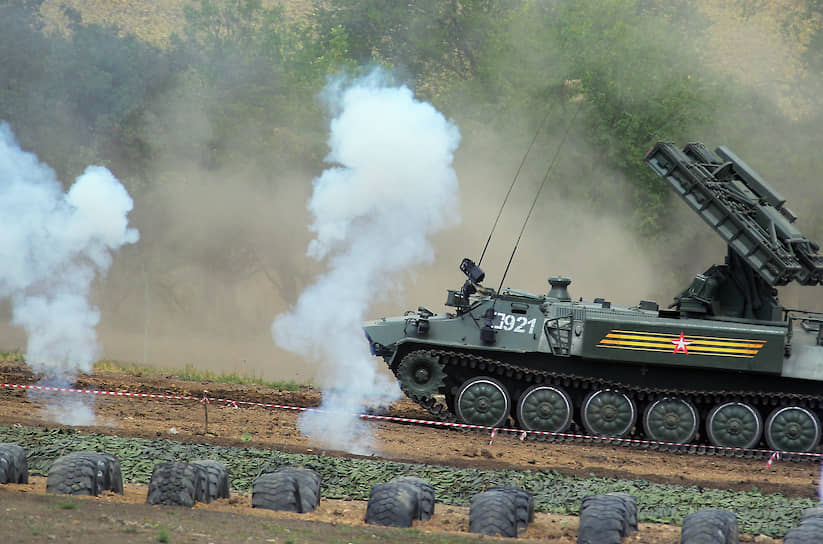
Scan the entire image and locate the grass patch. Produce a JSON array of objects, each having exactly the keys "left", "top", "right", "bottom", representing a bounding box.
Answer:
[
  {"left": 92, "top": 360, "right": 305, "bottom": 391},
  {"left": 57, "top": 500, "right": 77, "bottom": 510},
  {"left": 0, "top": 349, "right": 25, "bottom": 363},
  {"left": 155, "top": 526, "right": 169, "bottom": 543},
  {"left": 3, "top": 353, "right": 306, "bottom": 390},
  {"left": 175, "top": 364, "right": 304, "bottom": 391}
]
